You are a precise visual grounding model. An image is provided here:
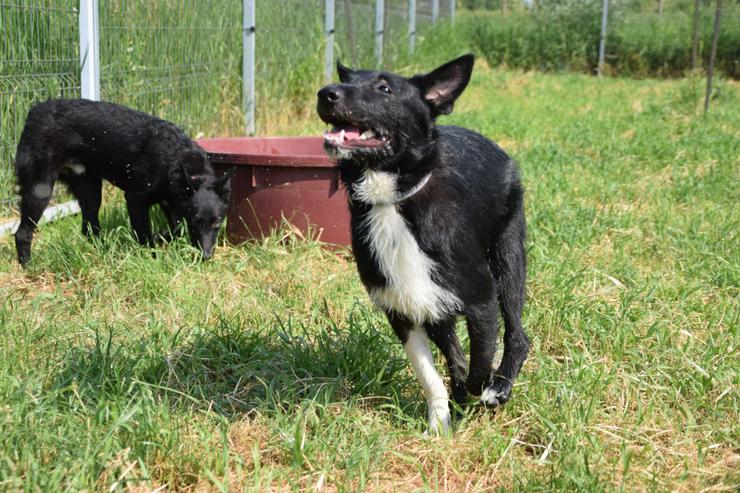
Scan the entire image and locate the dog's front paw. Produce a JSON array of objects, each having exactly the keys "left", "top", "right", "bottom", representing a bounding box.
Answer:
[
  {"left": 466, "top": 372, "right": 488, "bottom": 396},
  {"left": 480, "top": 375, "right": 512, "bottom": 408},
  {"left": 426, "top": 398, "right": 451, "bottom": 436}
]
